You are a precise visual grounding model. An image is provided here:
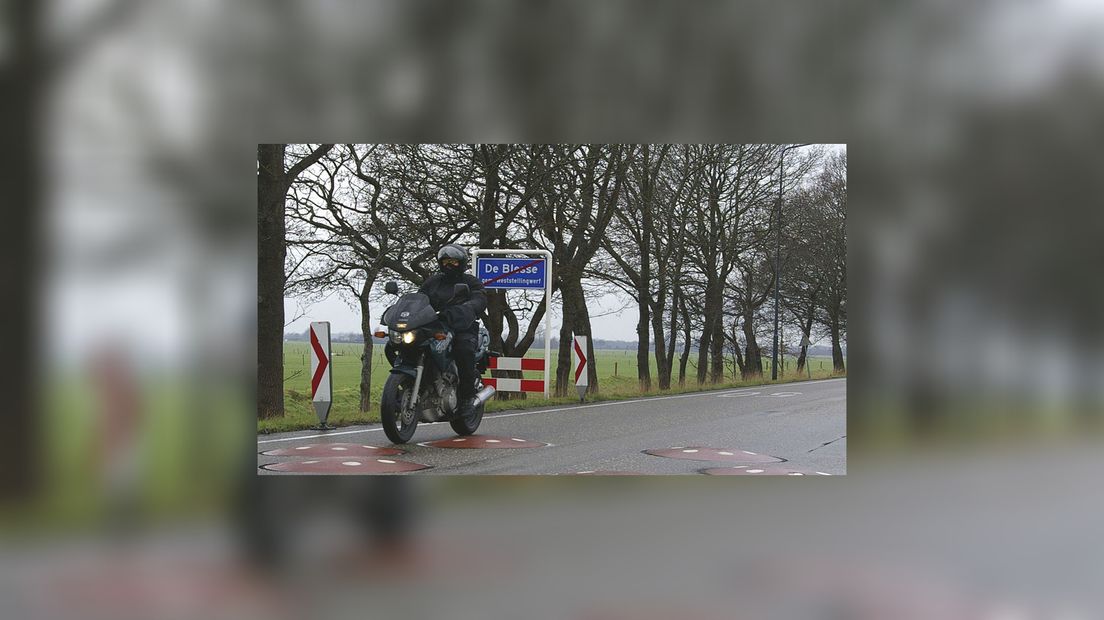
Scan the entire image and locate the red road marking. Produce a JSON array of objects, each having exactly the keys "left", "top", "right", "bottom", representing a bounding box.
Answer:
[{"left": 420, "top": 435, "right": 546, "bottom": 449}]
